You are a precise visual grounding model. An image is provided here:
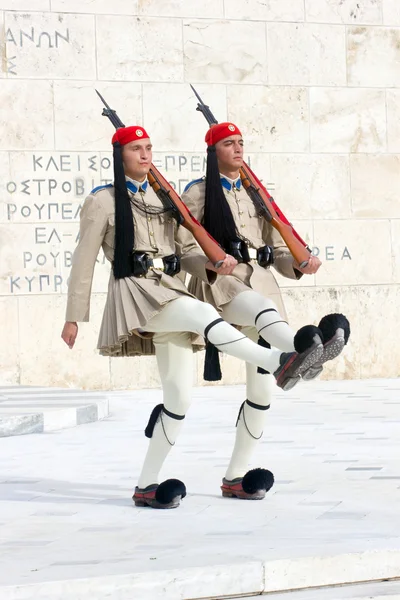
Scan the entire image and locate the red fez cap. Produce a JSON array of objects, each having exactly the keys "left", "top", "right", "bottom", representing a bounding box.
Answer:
[
  {"left": 112, "top": 126, "right": 150, "bottom": 146},
  {"left": 205, "top": 122, "right": 242, "bottom": 146}
]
